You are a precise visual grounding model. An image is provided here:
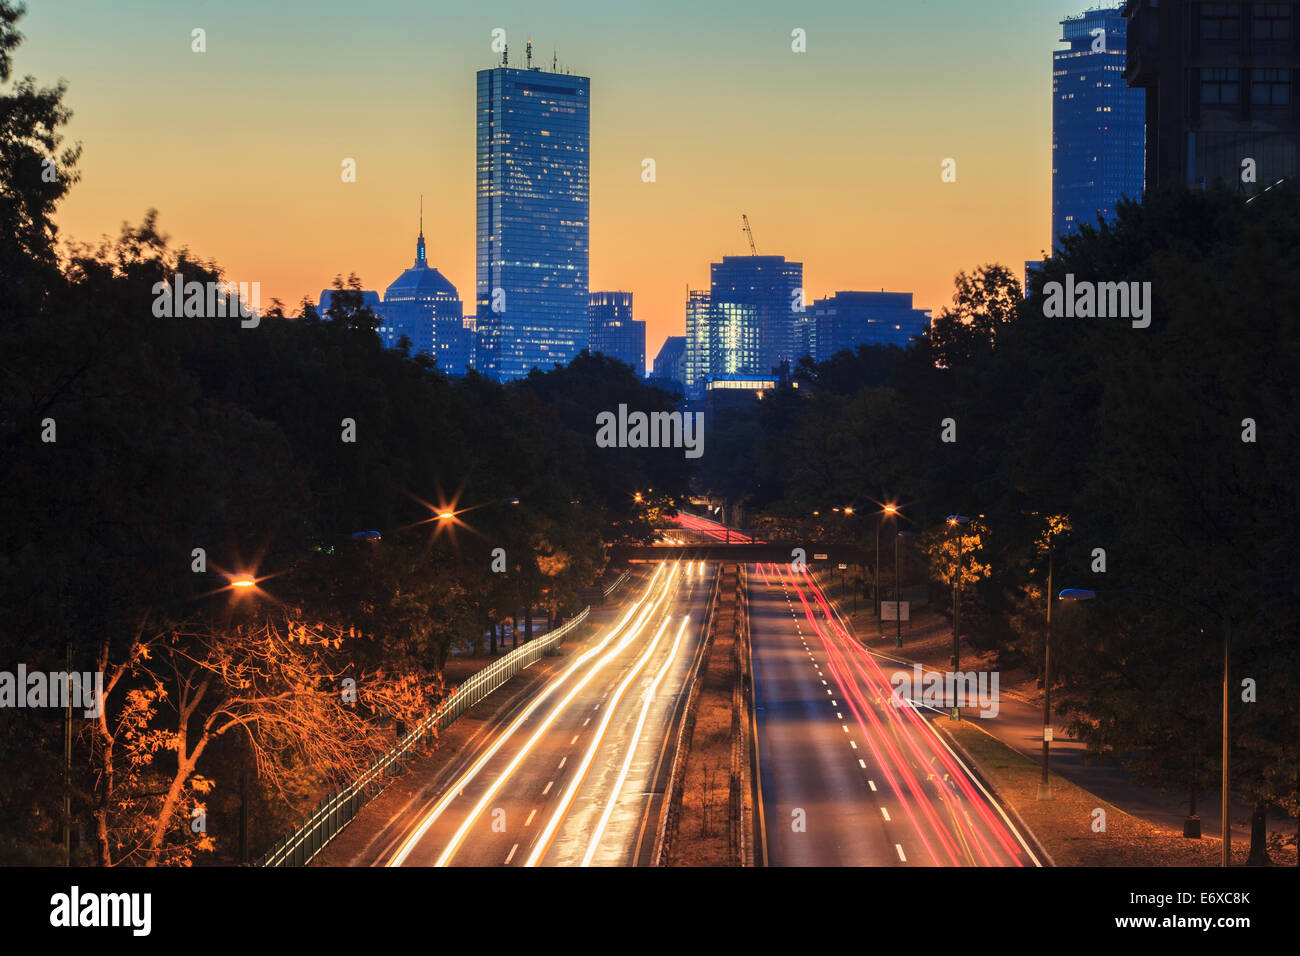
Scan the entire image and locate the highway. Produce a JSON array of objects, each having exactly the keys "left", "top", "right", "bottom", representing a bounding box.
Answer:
[
  {"left": 385, "top": 560, "right": 712, "bottom": 867},
  {"left": 750, "top": 560, "right": 1042, "bottom": 867}
]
